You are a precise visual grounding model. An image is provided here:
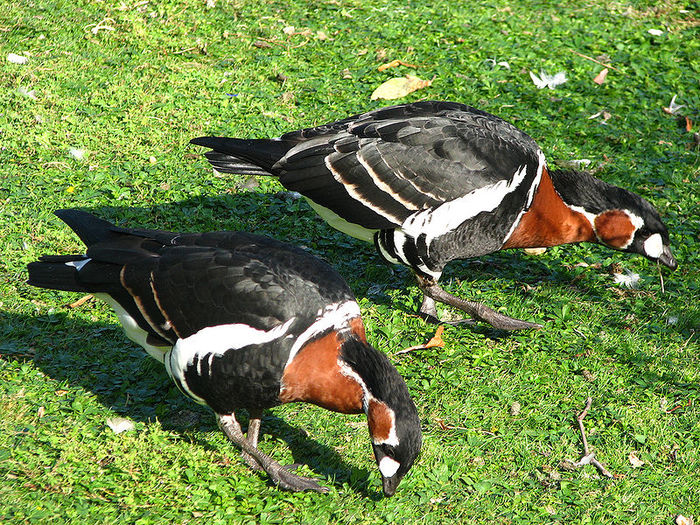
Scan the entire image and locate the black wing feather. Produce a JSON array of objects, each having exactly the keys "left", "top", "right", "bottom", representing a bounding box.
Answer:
[{"left": 191, "top": 101, "right": 543, "bottom": 231}]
